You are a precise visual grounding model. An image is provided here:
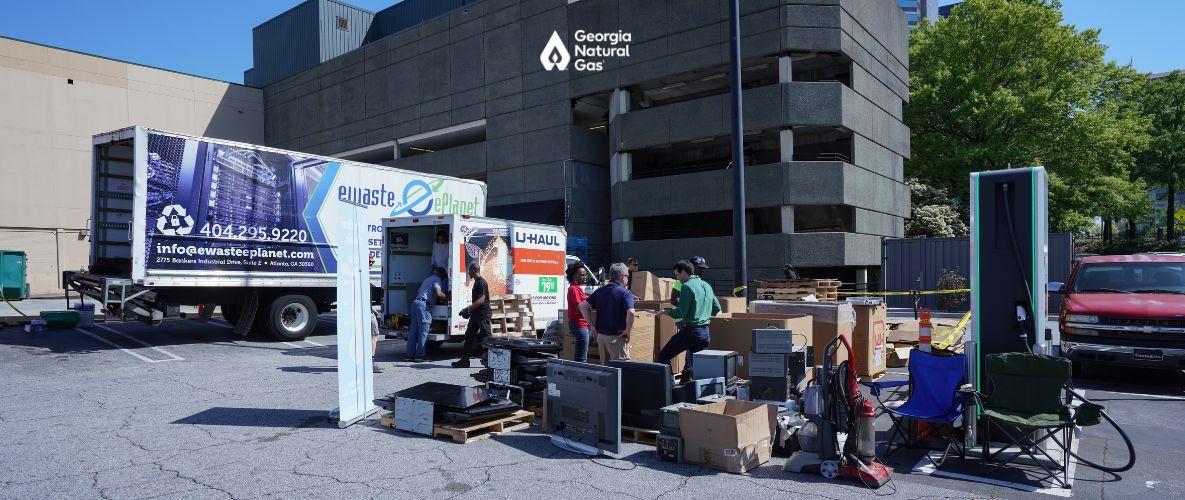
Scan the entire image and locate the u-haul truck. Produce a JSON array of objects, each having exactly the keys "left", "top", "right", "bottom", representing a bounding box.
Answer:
[{"left": 380, "top": 215, "right": 565, "bottom": 346}]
